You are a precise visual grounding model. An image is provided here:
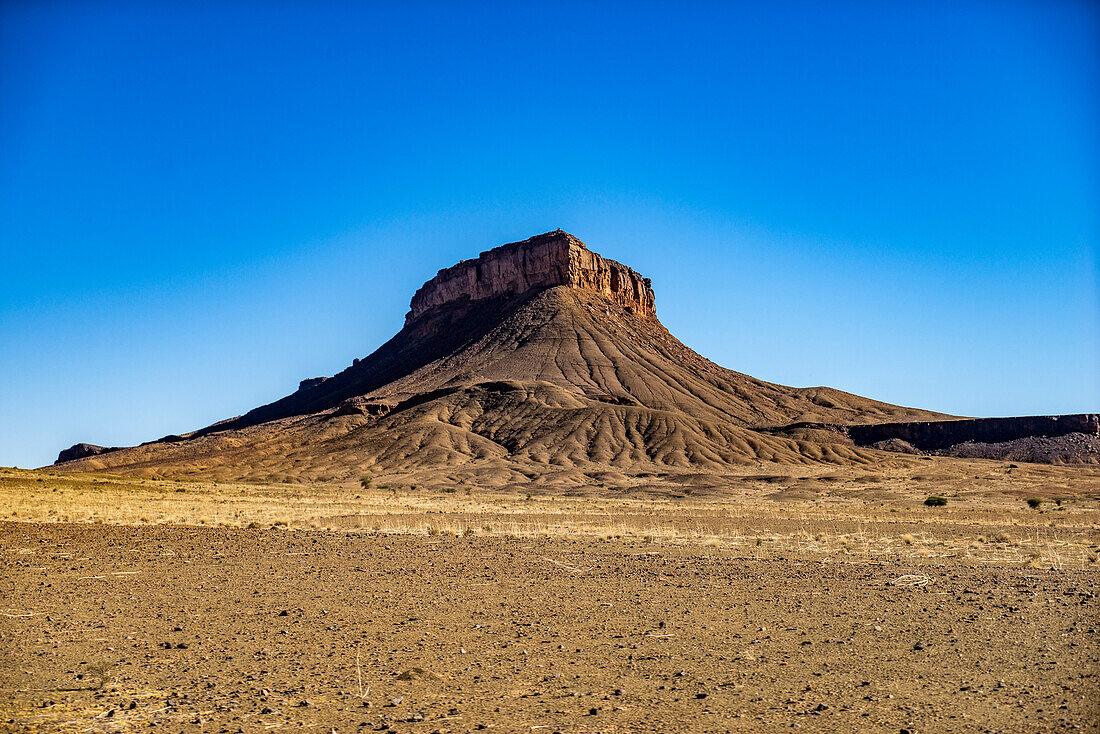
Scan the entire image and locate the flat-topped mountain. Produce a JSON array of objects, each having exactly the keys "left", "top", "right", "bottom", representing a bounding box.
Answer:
[
  {"left": 118, "top": 230, "right": 941, "bottom": 445},
  {"left": 56, "top": 230, "right": 1092, "bottom": 483}
]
